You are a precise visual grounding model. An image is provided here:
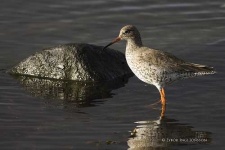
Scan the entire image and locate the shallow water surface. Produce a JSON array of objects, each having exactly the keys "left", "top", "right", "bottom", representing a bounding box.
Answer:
[{"left": 1, "top": 0, "right": 225, "bottom": 149}]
